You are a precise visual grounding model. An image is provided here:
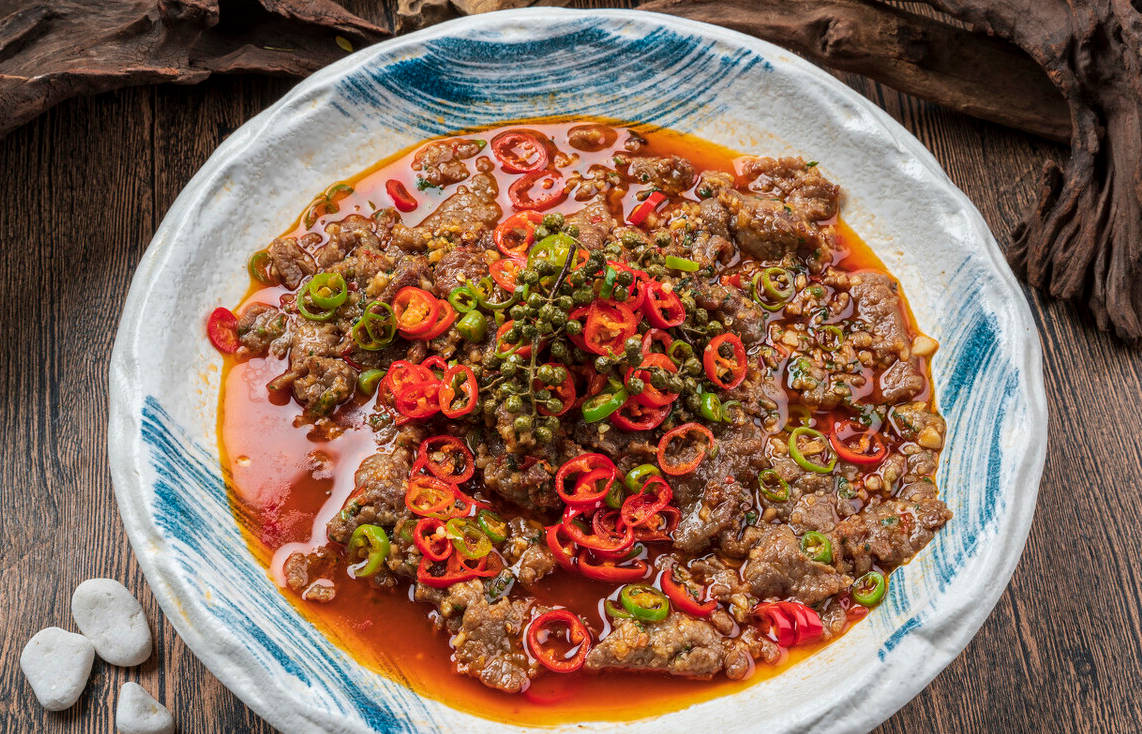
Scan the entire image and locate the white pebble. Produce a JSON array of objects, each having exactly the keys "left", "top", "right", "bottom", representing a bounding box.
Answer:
[
  {"left": 116, "top": 682, "right": 175, "bottom": 734},
  {"left": 20, "top": 627, "right": 94, "bottom": 711},
  {"left": 71, "top": 578, "right": 152, "bottom": 666}
]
